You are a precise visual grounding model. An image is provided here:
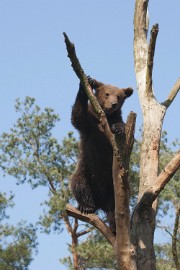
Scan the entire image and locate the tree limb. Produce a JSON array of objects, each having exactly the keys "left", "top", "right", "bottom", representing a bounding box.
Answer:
[
  {"left": 146, "top": 24, "right": 159, "bottom": 96},
  {"left": 63, "top": 32, "right": 102, "bottom": 117},
  {"left": 137, "top": 151, "right": 180, "bottom": 208},
  {"left": 73, "top": 218, "right": 79, "bottom": 234},
  {"left": 62, "top": 212, "right": 73, "bottom": 235},
  {"left": 162, "top": 78, "right": 180, "bottom": 108},
  {"left": 66, "top": 204, "right": 115, "bottom": 247},
  {"left": 125, "top": 113, "right": 137, "bottom": 158},
  {"left": 131, "top": 149, "right": 179, "bottom": 270},
  {"left": 76, "top": 227, "right": 94, "bottom": 238}
]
